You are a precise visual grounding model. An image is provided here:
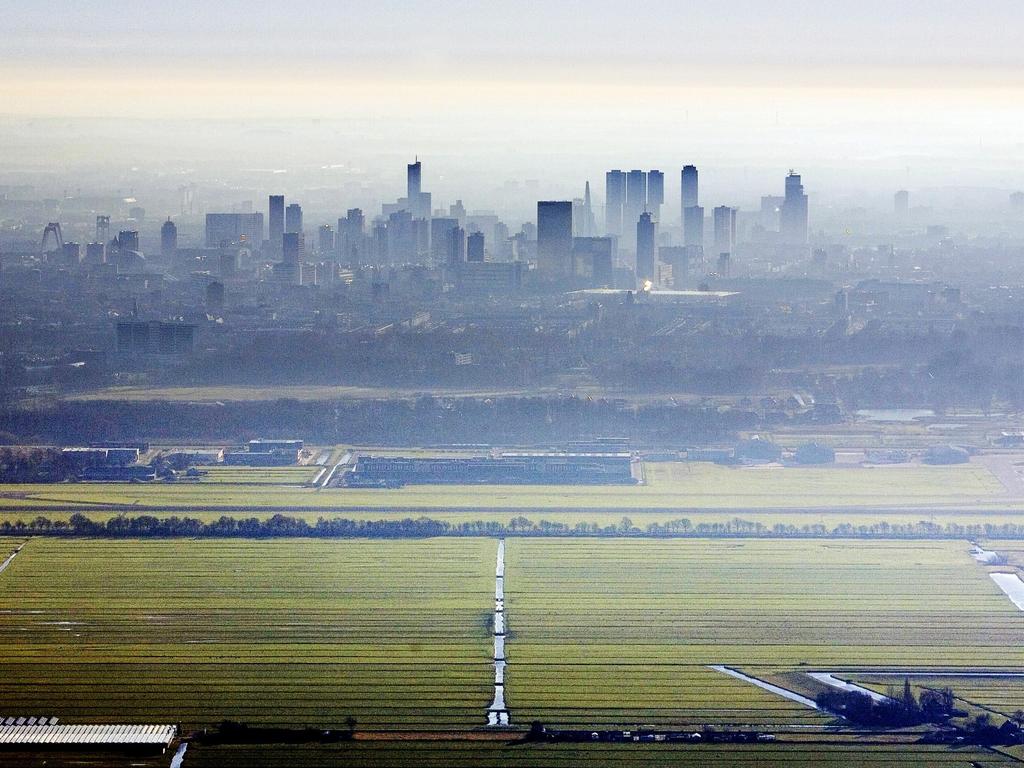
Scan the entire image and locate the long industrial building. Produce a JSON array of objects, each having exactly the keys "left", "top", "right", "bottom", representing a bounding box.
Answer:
[{"left": 346, "top": 452, "right": 635, "bottom": 487}]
